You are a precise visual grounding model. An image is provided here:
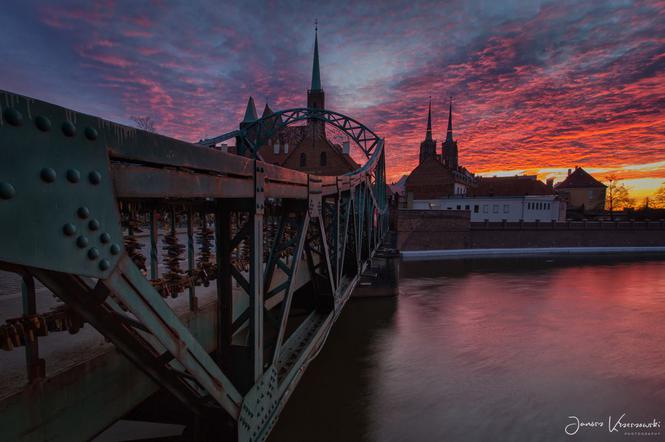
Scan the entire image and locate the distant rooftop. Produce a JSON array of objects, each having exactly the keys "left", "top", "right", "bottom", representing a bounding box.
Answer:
[
  {"left": 555, "top": 167, "right": 606, "bottom": 189},
  {"left": 474, "top": 175, "right": 554, "bottom": 196}
]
